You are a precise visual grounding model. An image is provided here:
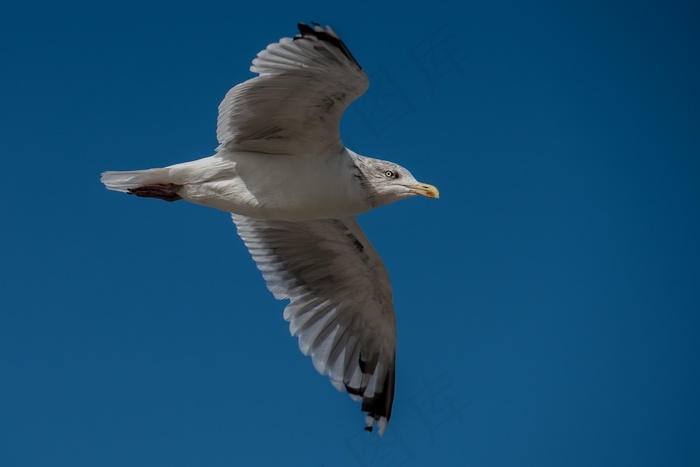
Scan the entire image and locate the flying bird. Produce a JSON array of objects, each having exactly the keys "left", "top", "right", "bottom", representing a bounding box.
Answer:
[{"left": 101, "top": 23, "right": 439, "bottom": 435}]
